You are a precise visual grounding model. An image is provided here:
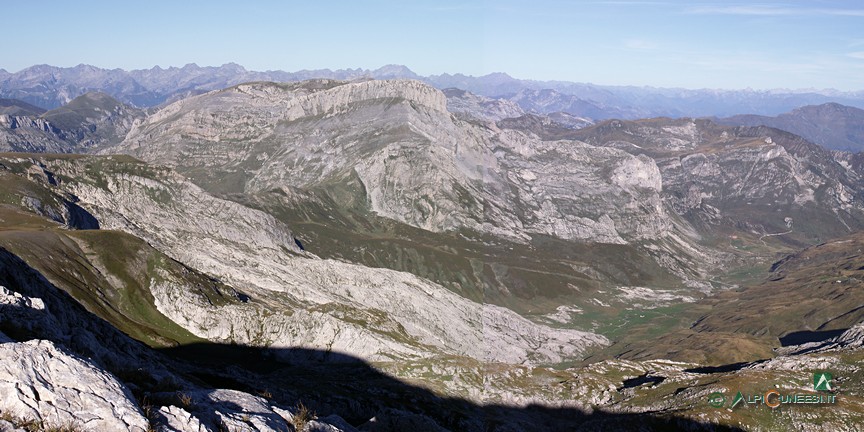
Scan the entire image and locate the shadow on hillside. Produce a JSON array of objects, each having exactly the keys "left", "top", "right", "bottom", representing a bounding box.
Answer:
[
  {"left": 779, "top": 329, "right": 848, "bottom": 347},
  {"left": 683, "top": 361, "right": 762, "bottom": 374},
  {"left": 158, "top": 343, "right": 745, "bottom": 432},
  {"left": 0, "top": 246, "right": 743, "bottom": 431}
]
